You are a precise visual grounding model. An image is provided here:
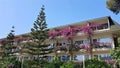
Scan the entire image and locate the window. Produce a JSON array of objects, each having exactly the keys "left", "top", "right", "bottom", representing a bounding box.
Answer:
[
  {"left": 102, "top": 23, "right": 108, "bottom": 29},
  {"left": 99, "top": 54, "right": 112, "bottom": 60},
  {"left": 48, "top": 43, "right": 54, "bottom": 48},
  {"left": 61, "top": 55, "right": 70, "bottom": 61},
  {"left": 74, "top": 55, "right": 84, "bottom": 61},
  {"left": 24, "top": 56, "right": 29, "bottom": 60},
  {"left": 93, "top": 39, "right": 99, "bottom": 48},
  {"left": 85, "top": 55, "right": 90, "bottom": 60},
  {"left": 47, "top": 56, "right": 53, "bottom": 61},
  {"left": 98, "top": 38, "right": 112, "bottom": 48},
  {"left": 75, "top": 40, "right": 83, "bottom": 45},
  {"left": 97, "top": 23, "right": 108, "bottom": 30},
  {"left": 83, "top": 40, "right": 89, "bottom": 45}
]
